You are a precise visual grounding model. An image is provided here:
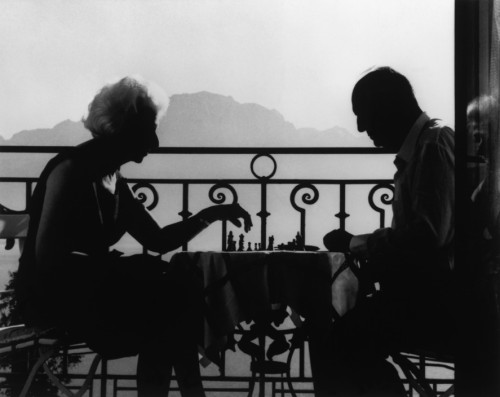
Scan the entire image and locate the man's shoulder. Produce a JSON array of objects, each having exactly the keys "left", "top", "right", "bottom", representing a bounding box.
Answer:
[{"left": 419, "top": 118, "right": 454, "bottom": 149}]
